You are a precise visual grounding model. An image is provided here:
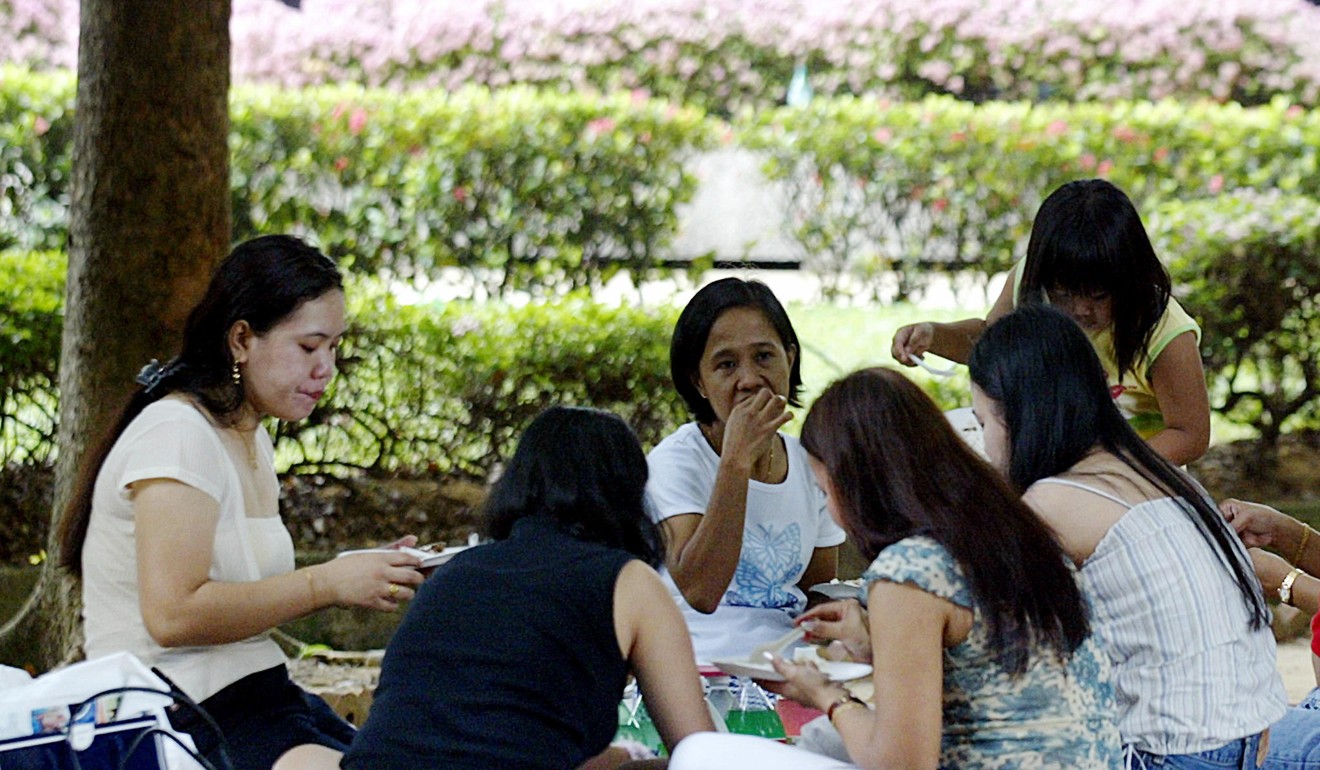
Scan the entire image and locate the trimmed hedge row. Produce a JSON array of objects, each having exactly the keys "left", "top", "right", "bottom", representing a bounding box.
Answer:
[
  {"left": 276, "top": 280, "right": 686, "bottom": 477},
  {"left": 0, "top": 252, "right": 687, "bottom": 475},
  {"left": 0, "top": 250, "right": 60, "bottom": 465},
  {"left": 1154, "top": 193, "right": 1320, "bottom": 448},
  {"left": 6, "top": 68, "right": 1320, "bottom": 299},
  {"left": 744, "top": 96, "right": 1320, "bottom": 300},
  {"left": 2, "top": 68, "right": 718, "bottom": 294}
]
